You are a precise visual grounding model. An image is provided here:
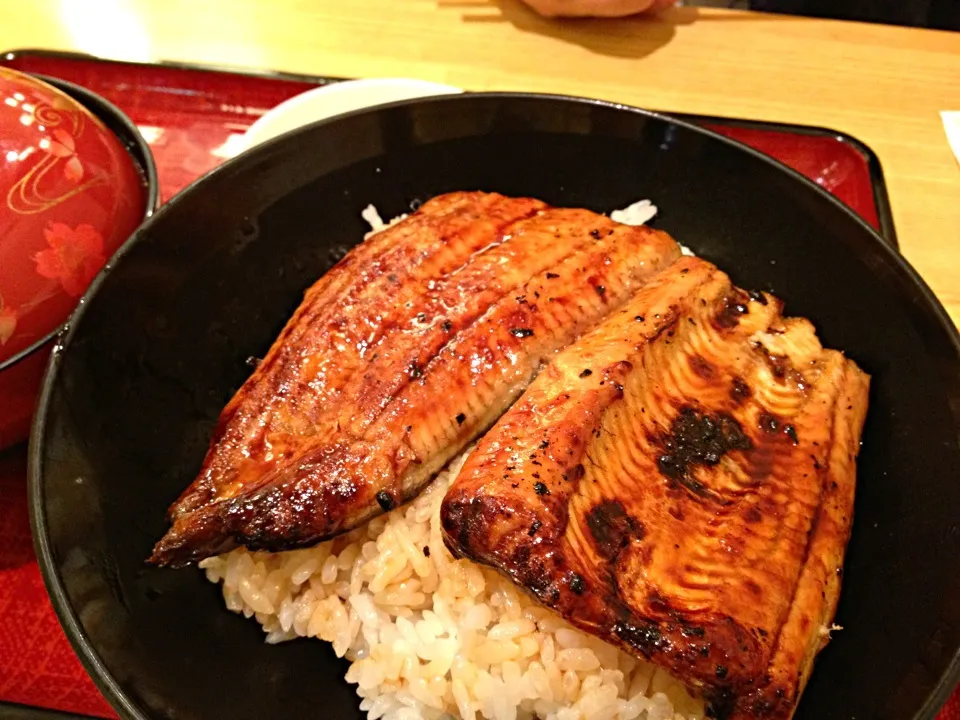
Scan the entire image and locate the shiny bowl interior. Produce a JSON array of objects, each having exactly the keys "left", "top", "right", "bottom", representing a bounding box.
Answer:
[{"left": 29, "top": 93, "right": 960, "bottom": 720}]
